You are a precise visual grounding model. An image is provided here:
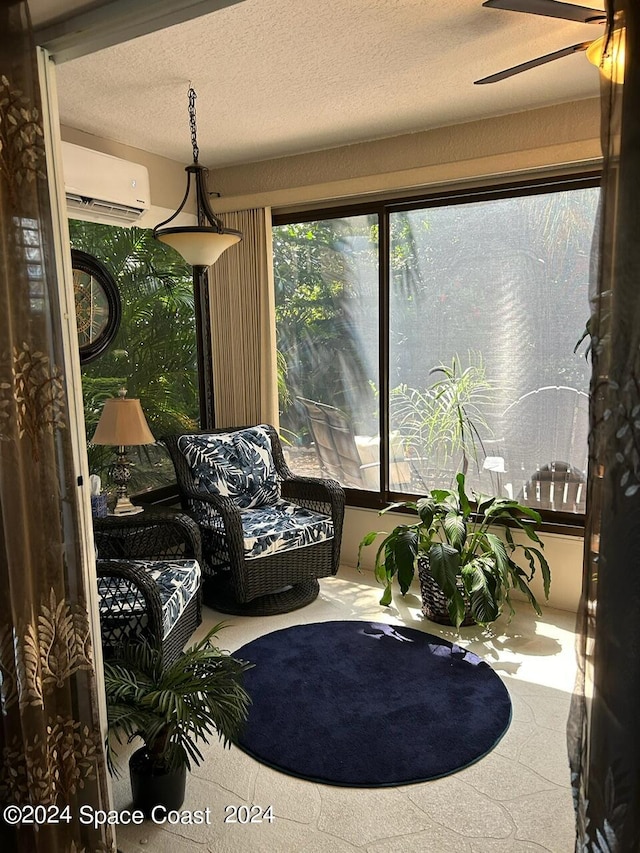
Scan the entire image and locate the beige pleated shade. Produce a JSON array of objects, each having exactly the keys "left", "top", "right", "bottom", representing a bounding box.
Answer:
[{"left": 92, "top": 395, "right": 155, "bottom": 446}]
